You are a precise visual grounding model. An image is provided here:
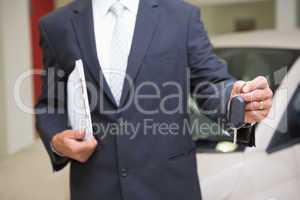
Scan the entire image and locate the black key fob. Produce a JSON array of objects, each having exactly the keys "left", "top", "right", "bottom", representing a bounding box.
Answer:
[{"left": 228, "top": 96, "right": 245, "bottom": 128}]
